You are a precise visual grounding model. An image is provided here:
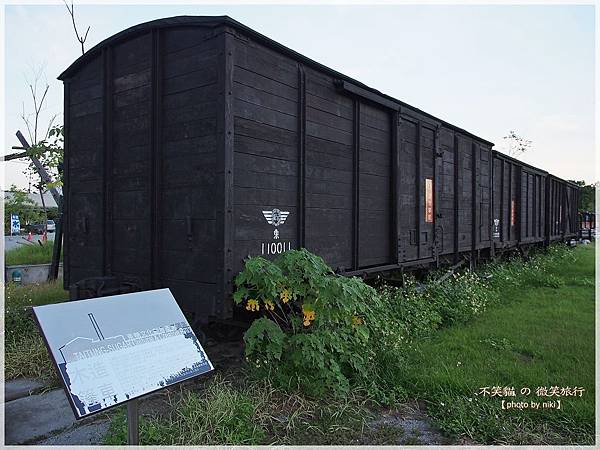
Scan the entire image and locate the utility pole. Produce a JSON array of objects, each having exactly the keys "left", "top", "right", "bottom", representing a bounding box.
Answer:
[
  {"left": 12, "top": 130, "right": 63, "bottom": 280},
  {"left": 15, "top": 131, "right": 61, "bottom": 204}
]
